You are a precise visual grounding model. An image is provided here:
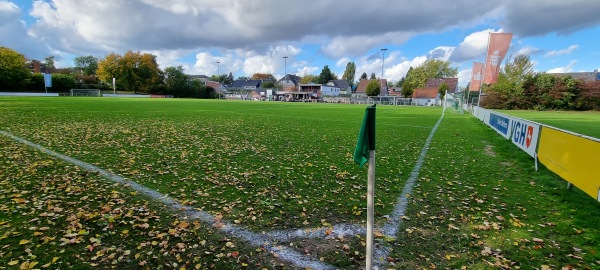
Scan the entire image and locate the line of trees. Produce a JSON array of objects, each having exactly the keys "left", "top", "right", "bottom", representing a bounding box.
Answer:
[
  {"left": 481, "top": 55, "right": 600, "bottom": 111},
  {"left": 0, "top": 47, "right": 217, "bottom": 98}
]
